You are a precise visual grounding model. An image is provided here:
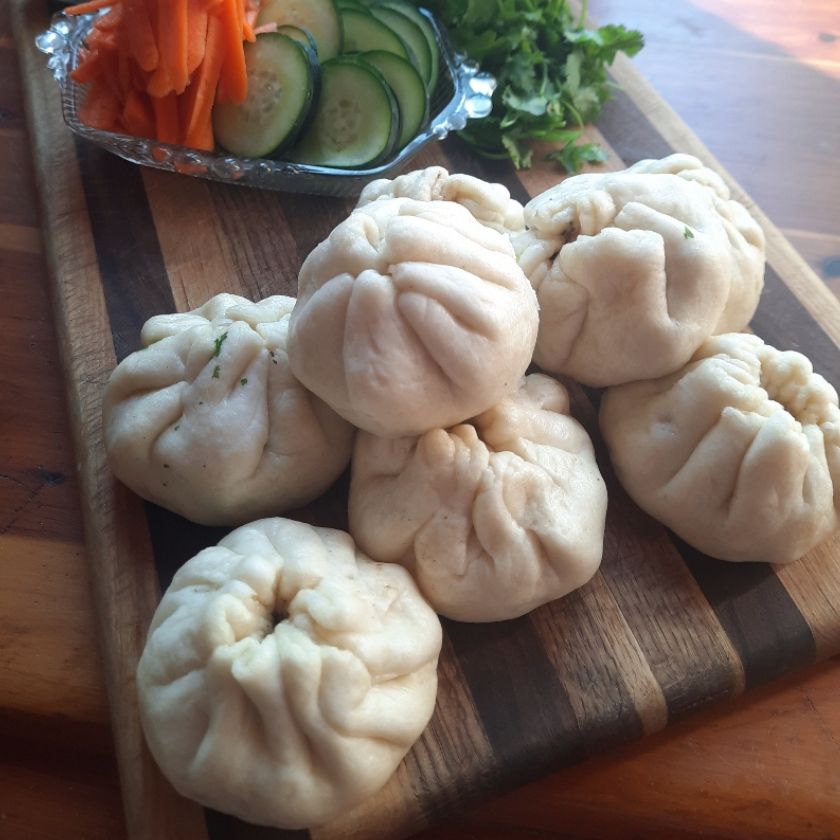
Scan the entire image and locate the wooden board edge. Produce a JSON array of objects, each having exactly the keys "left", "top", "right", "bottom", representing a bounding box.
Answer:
[{"left": 10, "top": 2, "right": 209, "bottom": 838}]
